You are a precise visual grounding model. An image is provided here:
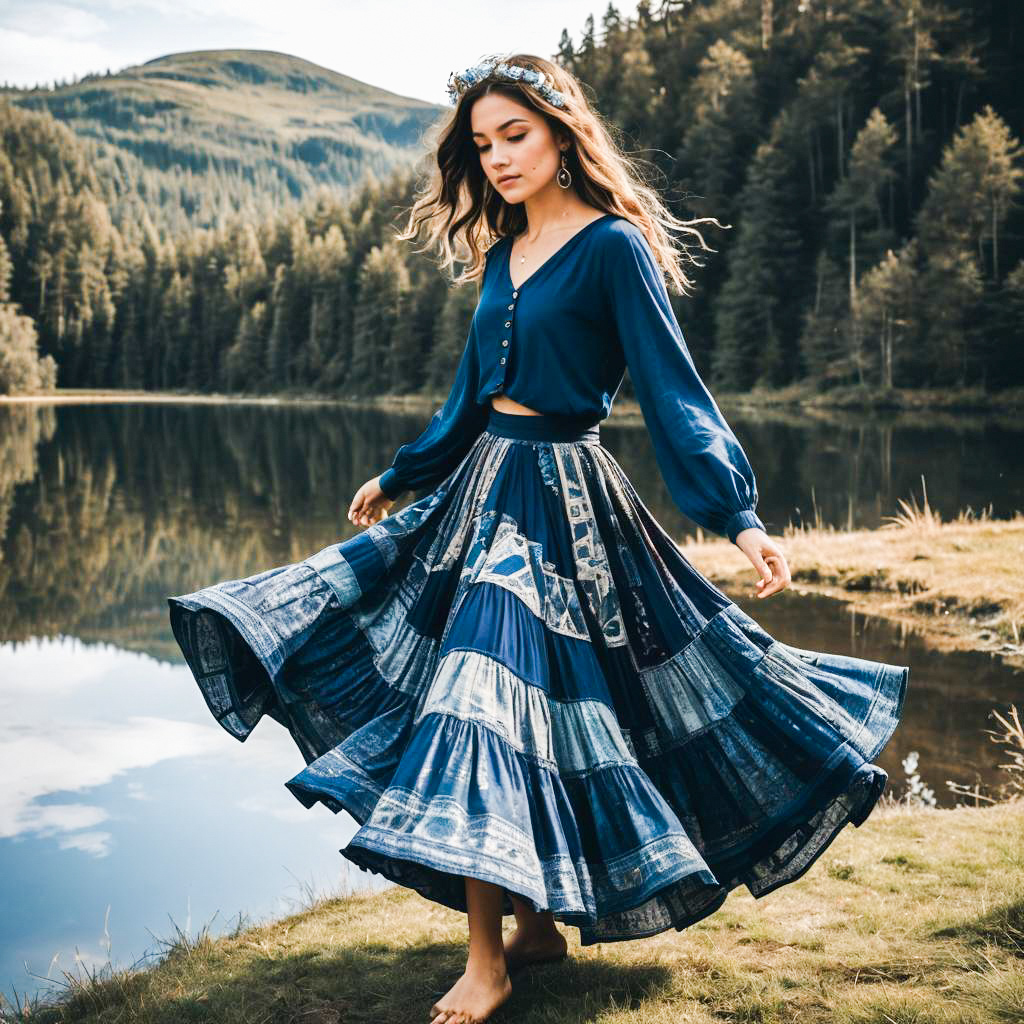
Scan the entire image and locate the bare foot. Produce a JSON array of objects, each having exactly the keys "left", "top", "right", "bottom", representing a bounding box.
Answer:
[
  {"left": 502, "top": 924, "right": 568, "bottom": 975},
  {"left": 428, "top": 960, "right": 512, "bottom": 1024}
]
